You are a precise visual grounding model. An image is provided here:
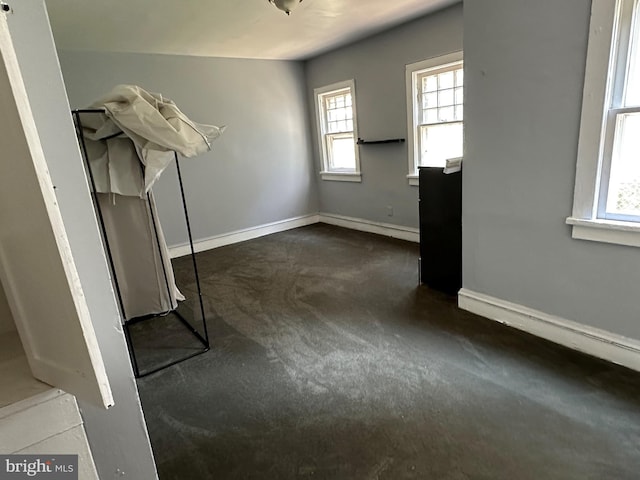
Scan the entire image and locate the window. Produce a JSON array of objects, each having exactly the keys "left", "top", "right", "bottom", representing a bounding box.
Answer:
[
  {"left": 406, "top": 52, "right": 463, "bottom": 185},
  {"left": 314, "top": 80, "right": 361, "bottom": 182},
  {"left": 568, "top": 0, "right": 640, "bottom": 247}
]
